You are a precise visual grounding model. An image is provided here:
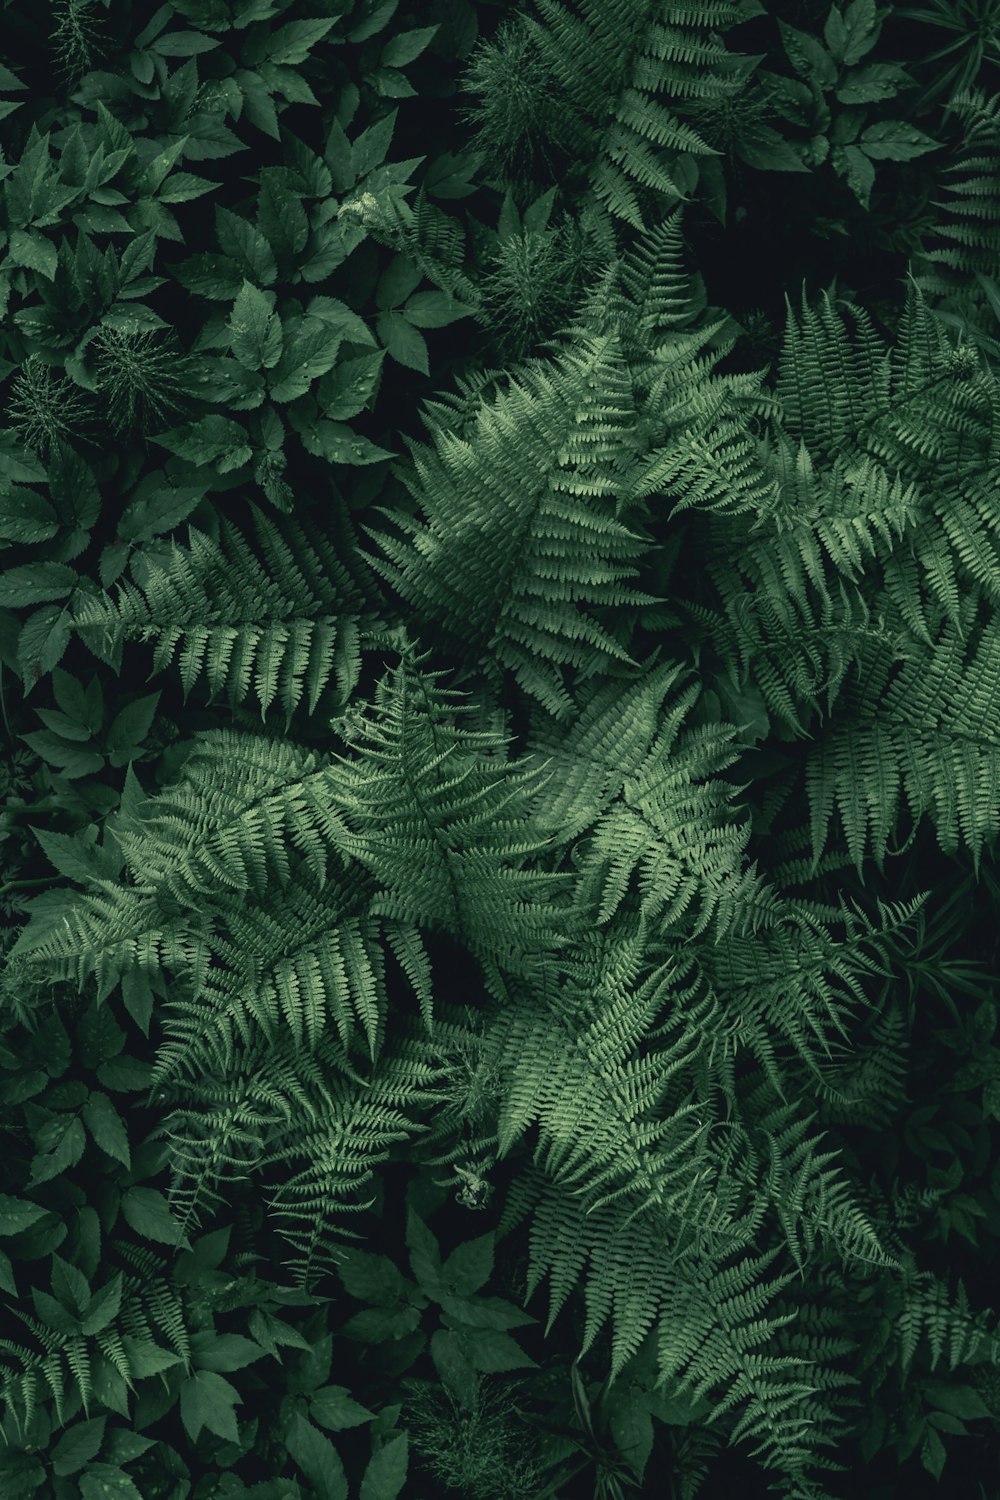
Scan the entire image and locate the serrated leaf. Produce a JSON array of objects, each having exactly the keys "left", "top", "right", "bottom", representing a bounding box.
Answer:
[
  {"left": 0, "top": 1194, "right": 48, "bottom": 1234},
  {"left": 376, "top": 310, "right": 428, "bottom": 373},
  {"left": 158, "top": 171, "right": 216, "bottom": 202},
  {"left": 120, "top": 1186, "right": 185, "bottom": 1246},
  {"left": 28, "top": 1115, "right": 86, "bottom": 1185},
  {"left": 316, "top": 351, "right": 383, "bottom": 420},
  {"left": 18, "top": 602, "right": 72, "bottom": 689},
  {"left": 778, "top": 21, "right": 838, "bottom": 89},
  {"left": 154, "top": 413, "right": 252, "bottom": 467},
  {"left": 122, "top": 1335, "right": 183, "bottom": 1378},
  {"left": 105, "top": 692, "right": 161, "bottom": 766},
  {"left": 859, "top": 120, "right": 939, "bottom": 160},
  {"left": 841, "top": 0, "right": 881, "bottom": 65},
  {"left": 52, "top": 1416, "right": 106, "bottom": 1476},
  {"left": 402, "top": 290, "right": 473, "bottom": 327},
  {"left": 97, "top": 1056, "right": 153, "bottom": 1092},
  {"left": 267, "top": 17, "right": 337, "bottom": 64},
  {"left": 180, "top": 1370, "right": 242, "bottom": 1444},
  {"left": 336, "top": 1250, "right": 408, "bottom": 1306},
  {"left": 151, "top": 30, "right": 220, "bottom": 55},
  {"left": 81, "top": 1273, "right": 124, "bottom": 1335},
  {"left": 191, "top": 1331, "right": 266, "bottom": 1371},
  {"left": 230, "top": 280, "right": 283, "bottom": 370},
  {"left": 310, "top": 1385, "right": 375, "bottom": 1432},
  {"left": 174, "top": 252, "right": 244, "bottom": 300},
  {"left": 307, "top": 295, "right": 376, "bottom": 345},
  {"left": 348, "top": 0, "right": 399, "bottom": 42},
  {"left": 351, "top": 110, "right": 397, "bottom": 181},
  {"left": 0, "top": 489, "right": 56, "bottom": 543},
  {"left": 268, "top": 316, "right": 341, "bottom": 401},
  {"left": 215, "top": 207, "right": 278, "bottom": 286},
  {"left": 83, "top": 1091, "right": 131, "bottom": 1168},
  {"left": 32, "top": 826, "right": 107, "bottom": 884},
  {"left": 441, "top": 1232, "right": 494, "bottom": 1297},
  {"left": 380, "top": 26, "right": 437, "bottom": 68},
  {"left": 258, "top": 173, "right": 308, "bottom": 264},
  {"left": 80, "top": 1468, "right": 143, "bottom": 1500},
  {"left": 924, "top": 1382, "right": 991, "bottom": 1420},
  {"left": 833, "top": 143, "right": 875, "bottom": 207},
  {"left": 360, "top": 1433, "right": 408, "bottom": 1500},
  {"left": 295, "top": 417, "right": 393, "bottom": 465},
  {"left": 835, "top": 61, "right": 908, "bottom": 103},
  {"left": 8, "top": 228, "right": 58, "bottom": 280},
  {"left": 287, "top": 1412, "right": 348, "bottom": 1500},
  {"left": 0, "top": 562, "right": 77, "bottom": 607}
]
